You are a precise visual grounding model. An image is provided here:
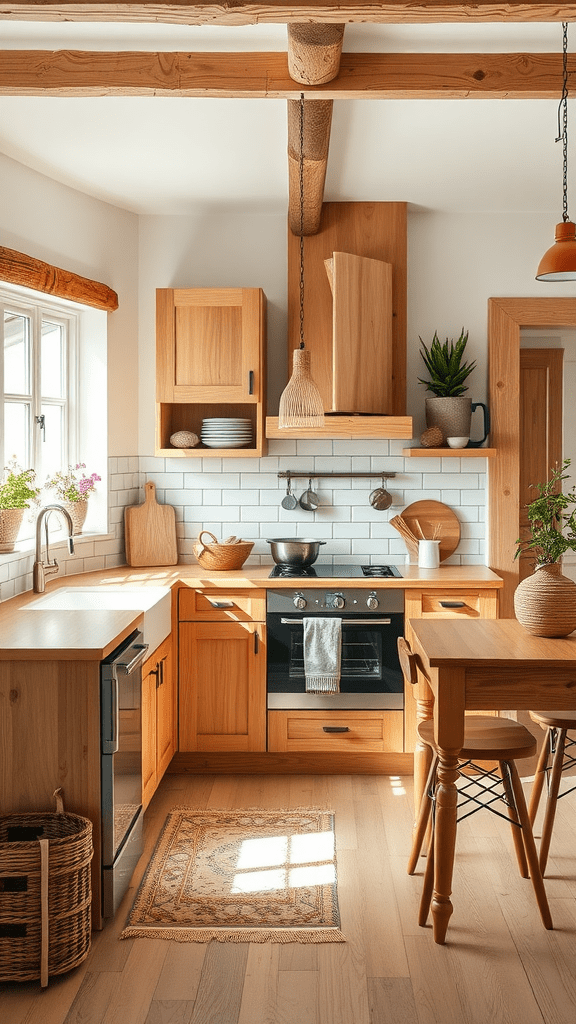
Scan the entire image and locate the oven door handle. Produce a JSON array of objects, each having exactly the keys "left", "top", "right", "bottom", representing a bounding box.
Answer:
[{"left": 279, "top": 617, "right": 392, "bottom": 625}]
